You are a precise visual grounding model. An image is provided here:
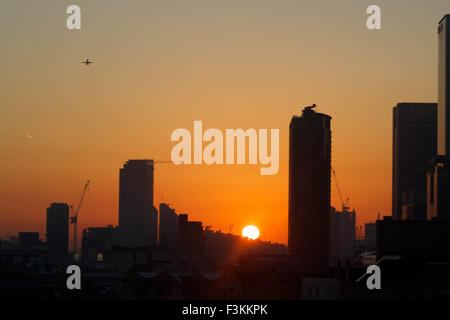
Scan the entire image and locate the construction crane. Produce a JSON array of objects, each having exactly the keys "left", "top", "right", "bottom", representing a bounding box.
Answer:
[
  {"left": 331, "top": 167, "right": 350, "bottom": 212},
  {"left": 70, "top": 180, "right": 90, "bottom": 260},
  {"left": 153, "top": 160, "right": 173, "bottom": 164}
]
